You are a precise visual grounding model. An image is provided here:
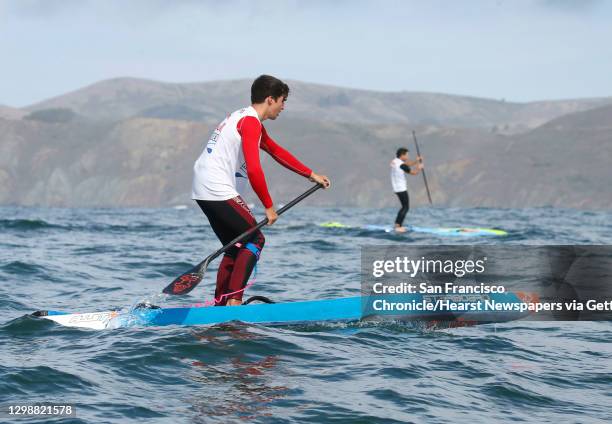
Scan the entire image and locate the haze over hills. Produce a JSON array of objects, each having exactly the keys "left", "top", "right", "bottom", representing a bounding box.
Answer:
[
  {"left": 0, "top": 105, "right": 26, "bottom": 120},
  {"left": 1, "top": 78, "right": 611, "bottom": 209},
  {"left": 24, "top": 77, "right": 612, "bottom": 133}
]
